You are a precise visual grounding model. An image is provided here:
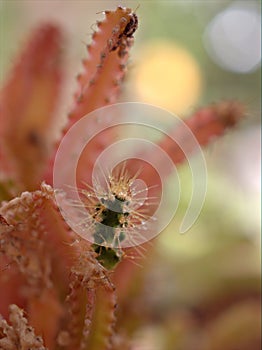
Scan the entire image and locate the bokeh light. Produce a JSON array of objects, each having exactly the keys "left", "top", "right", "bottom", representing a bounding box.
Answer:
[
  {"left": 204, "top": 1, "right": 261, "bottom": 73},
  {"left": 133, "top": 41, "right": 203, "bottom": 115}
]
